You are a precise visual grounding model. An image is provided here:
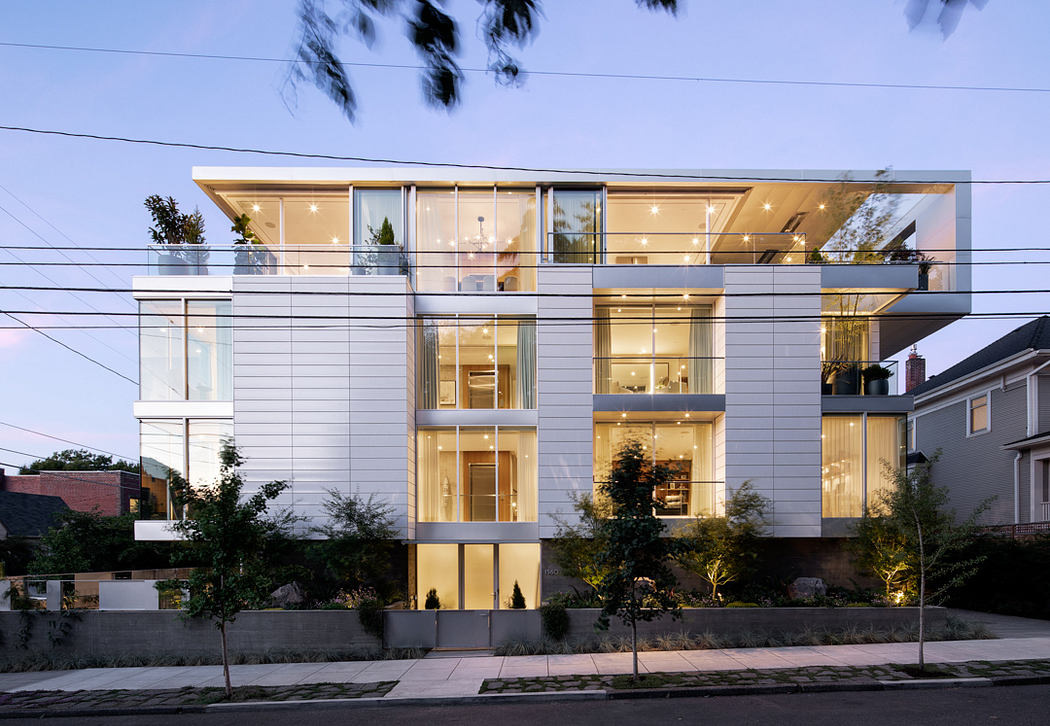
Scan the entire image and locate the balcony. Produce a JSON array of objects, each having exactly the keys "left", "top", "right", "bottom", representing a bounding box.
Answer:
[
  {"left": 595, "top": 356, "right": 721, "bottom": 395},
  {"left": 821, "top": 360, "right": 899, "bottom": 396},
  {"left": 550, "top": 232, "right": 809, "bottom": 265},
  {"left": 147, "top": 244, "right": 409, "bottom": 276}
]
